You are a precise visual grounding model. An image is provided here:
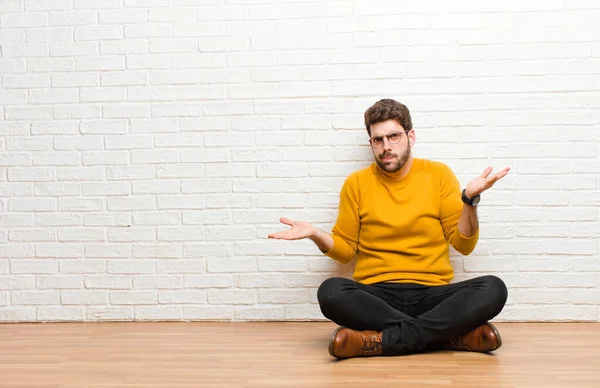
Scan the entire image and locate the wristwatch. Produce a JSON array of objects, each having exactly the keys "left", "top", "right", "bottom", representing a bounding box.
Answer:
[{"left": 461, "top": 189, "right": 480, "bottom": 206}]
